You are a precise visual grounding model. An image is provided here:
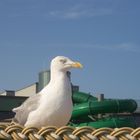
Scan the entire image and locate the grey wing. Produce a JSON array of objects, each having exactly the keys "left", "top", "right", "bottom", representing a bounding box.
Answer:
[{"left": 12, "top": 93, "right": 41, "bottom": 125}]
